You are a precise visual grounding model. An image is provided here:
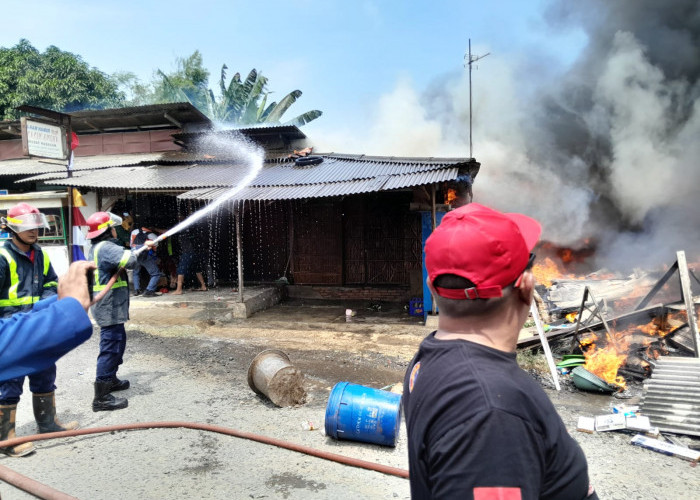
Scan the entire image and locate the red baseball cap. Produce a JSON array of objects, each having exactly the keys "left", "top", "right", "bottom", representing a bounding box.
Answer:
[{"left": 426, "top": 203, "right": 541, "bottom": 299}]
